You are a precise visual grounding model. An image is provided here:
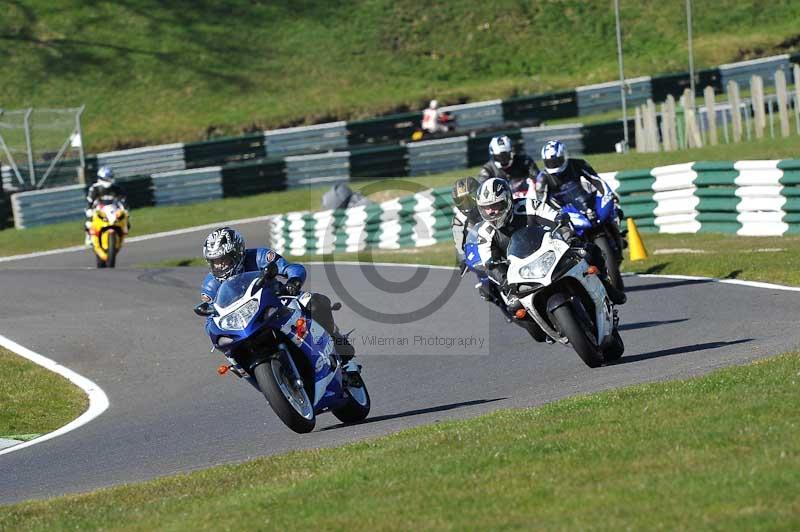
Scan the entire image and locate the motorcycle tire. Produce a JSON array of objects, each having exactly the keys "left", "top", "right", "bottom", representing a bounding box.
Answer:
[
  {"left": 594, "top": 234, "right": 624, "bottom": 292},
  {"left": 95, "top": 253, "right": 107, "bottom": 269},
  {"left": 106, "top": 232, "right": 117, "bottom": 268},
  {"left": 550, "top": 299, "right": 604, "bottom": 368},
  {"left": 603, "top": 328, "right": 625, "bottom": 362},
  {"left": 332, "top": 371, "right": 371, "bottom": 424},
  {"left": 253, "top": 356, "right": 315, "bottom": 434}
]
